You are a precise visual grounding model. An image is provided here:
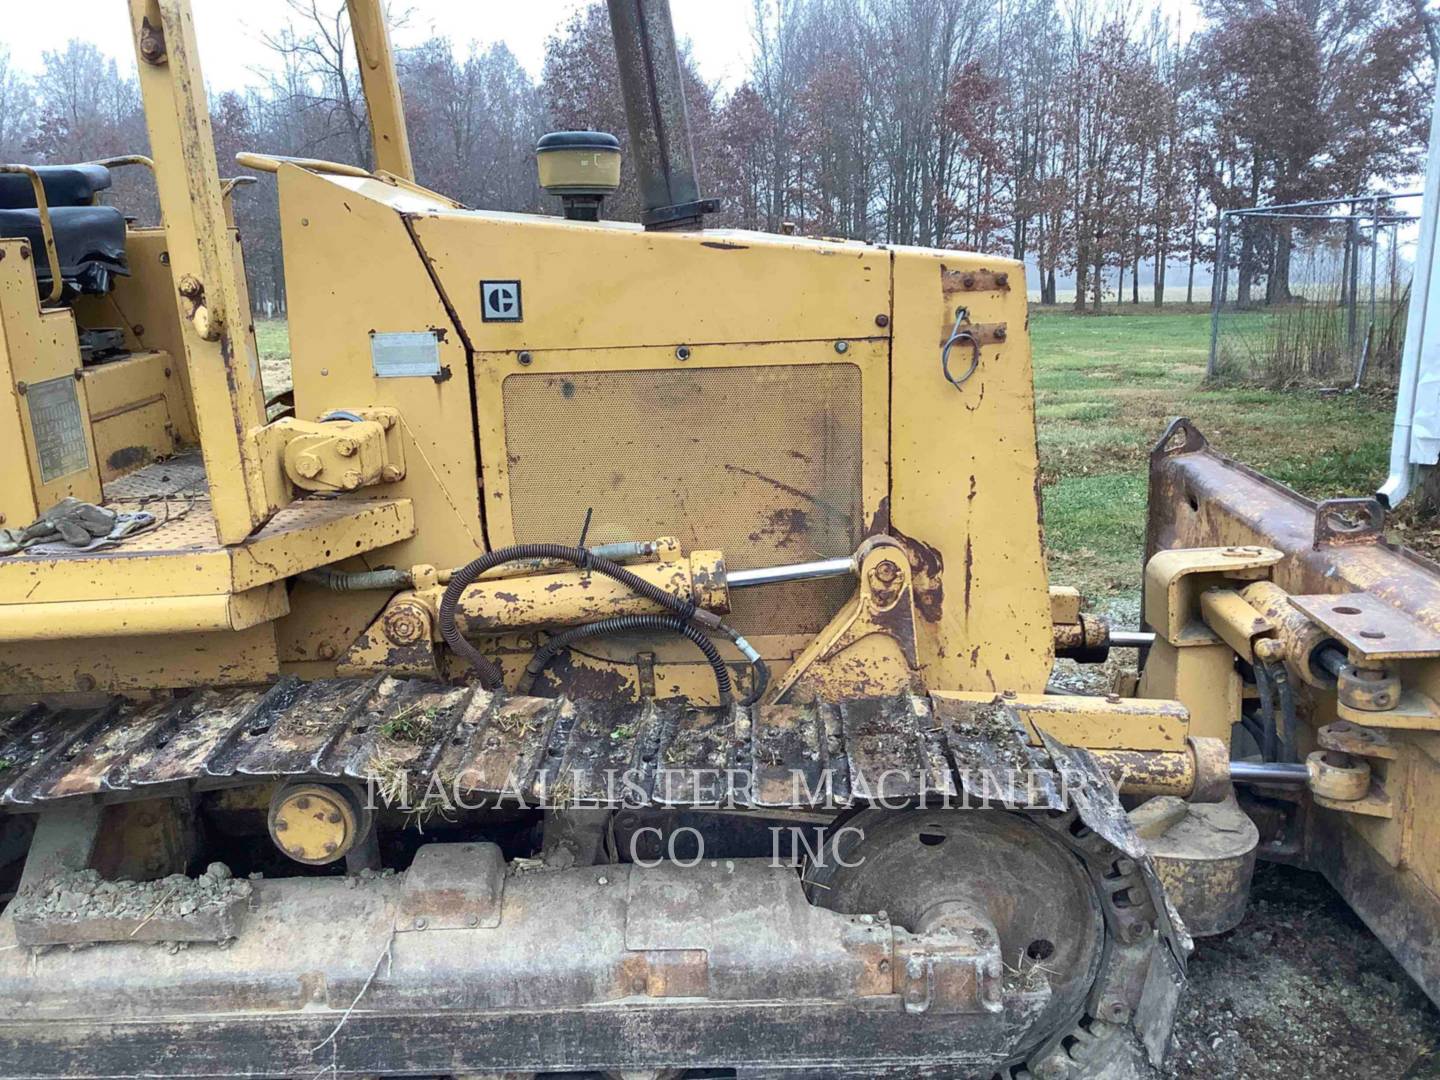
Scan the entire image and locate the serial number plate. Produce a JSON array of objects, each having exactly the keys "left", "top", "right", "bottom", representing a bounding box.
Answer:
[
  {"left": 27, "top": 375, "right": 89, "bottom": 482},
  {"left": 371, "top": 331, "right": 441, "bottom": 378}
]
